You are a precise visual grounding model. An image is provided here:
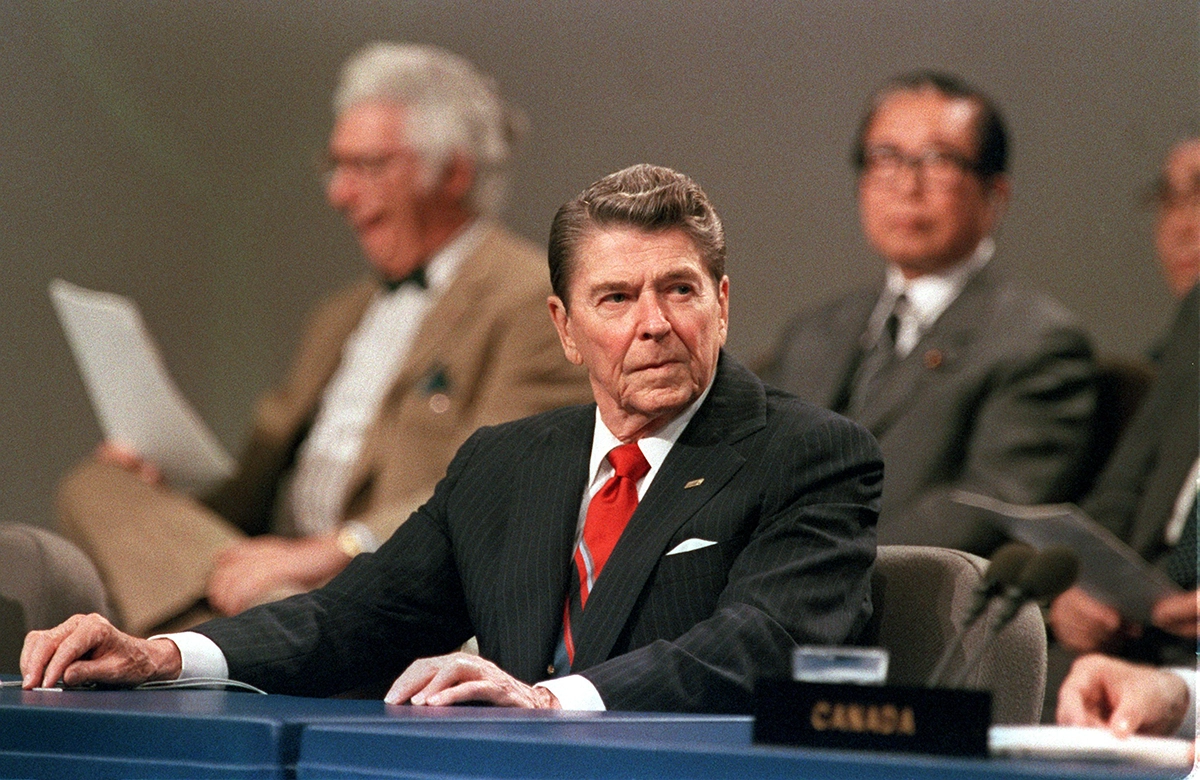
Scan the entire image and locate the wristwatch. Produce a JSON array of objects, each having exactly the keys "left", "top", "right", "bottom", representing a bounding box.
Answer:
[{"left": 335, "top": 522, "right": 379, "bottom": 559}]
